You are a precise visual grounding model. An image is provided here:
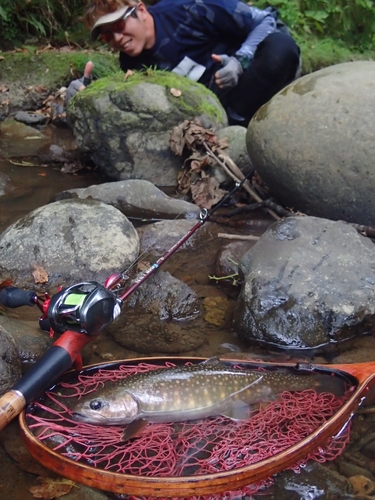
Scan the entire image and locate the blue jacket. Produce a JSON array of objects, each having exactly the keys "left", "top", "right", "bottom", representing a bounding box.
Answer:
[{"left": 119, "top": 0, "right": 276, "bottom": 87}]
